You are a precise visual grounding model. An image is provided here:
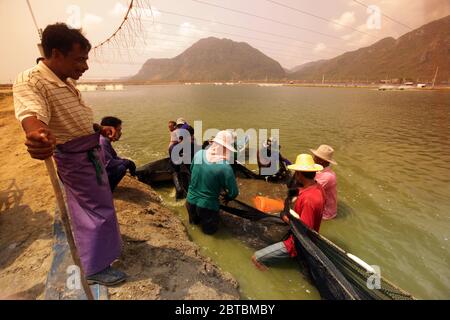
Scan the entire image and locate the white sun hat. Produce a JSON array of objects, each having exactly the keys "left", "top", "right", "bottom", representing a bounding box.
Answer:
[{"left": 212, "top": 131, "right": 237, "bottom": 152}]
